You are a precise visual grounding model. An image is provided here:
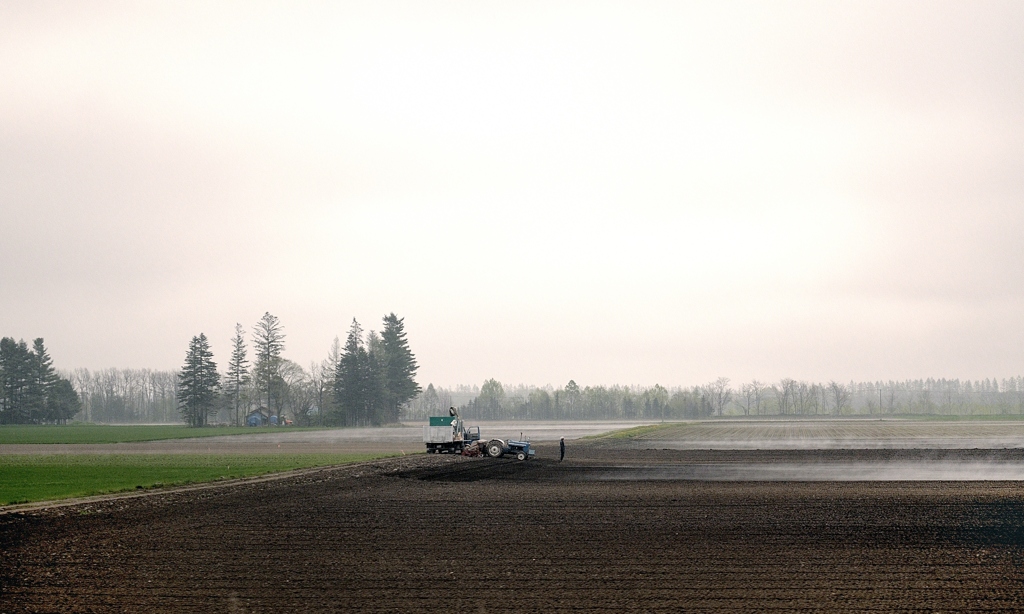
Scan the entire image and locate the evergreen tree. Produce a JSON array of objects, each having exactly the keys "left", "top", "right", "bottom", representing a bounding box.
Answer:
[
  {"left": 0, "top": 338, "right": 33, "bottom": 424},
  {"left": 177, "top": 334, "right": 219, "bottom": 427},
  {"left": 333, "top": 319, "right": 372, "bottom": 426},
  {"left": 365, "top": 329, "right": 388, "bottom": 424},
  {"left": 225, "top": 323, "right": 250, "bottom": 426},
  {"left": 0, "top": 337, "right": 80, "bottom": 424},
  {"left": 379, "top": 313, "right": 420, "bottom": 423},
  {"left": 252, "top": 312, "right": 285, "bottom": 419},
  {"left": 0, "top": 338, "right": 15, "bottom": 421},
  {"left": 47, "top": 378, "right": 81, "bottom": 424},
  {"left": 29, "top": 338, "right": 58, "bottom": 423}
]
